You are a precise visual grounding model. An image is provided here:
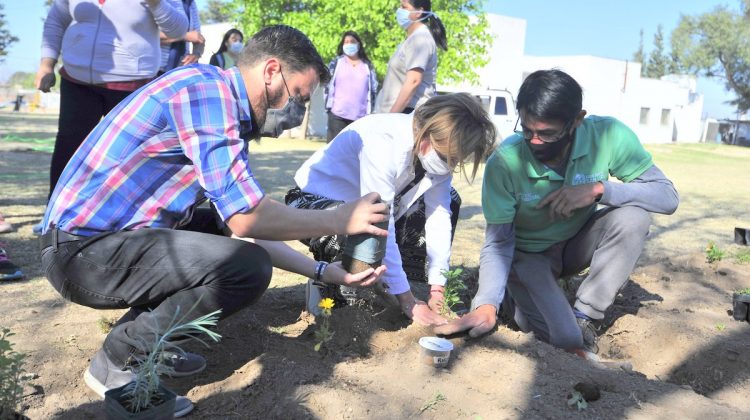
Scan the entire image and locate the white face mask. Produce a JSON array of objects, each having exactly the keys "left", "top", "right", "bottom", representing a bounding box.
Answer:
[{"left": 418, "top": 148, "right": 452, "bottom": 176}]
